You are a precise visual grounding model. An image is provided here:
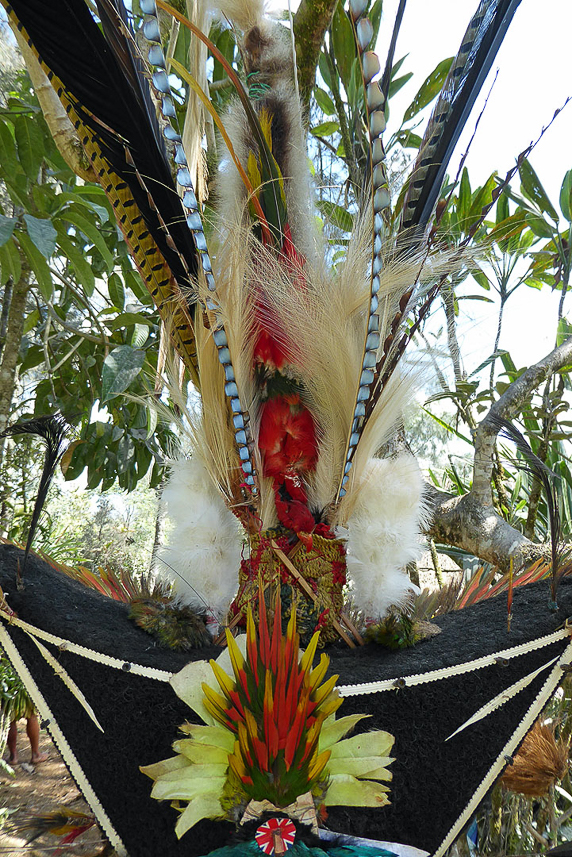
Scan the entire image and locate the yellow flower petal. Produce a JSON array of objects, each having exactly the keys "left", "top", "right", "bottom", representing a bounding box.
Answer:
[
  {"left": 323, "top": 774, "right": 390, "bottom": 807},
  {"left": 140, "top": 755, "right": 188, "bottom": 780},
  {"left": 328, "top": 730, "right": 395, "bottom": 760},
  {"left": 177, "top": 724, "right": 234, "bottom": 752},
  {"left": 172, "top": 740, "right": 230, "bottom": 765},
  {"left": 319, "top": 714, "right": 371, "bottom": 751},
  {"left": 175, "top": 794, "right": 224, "bottom": 838}
]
